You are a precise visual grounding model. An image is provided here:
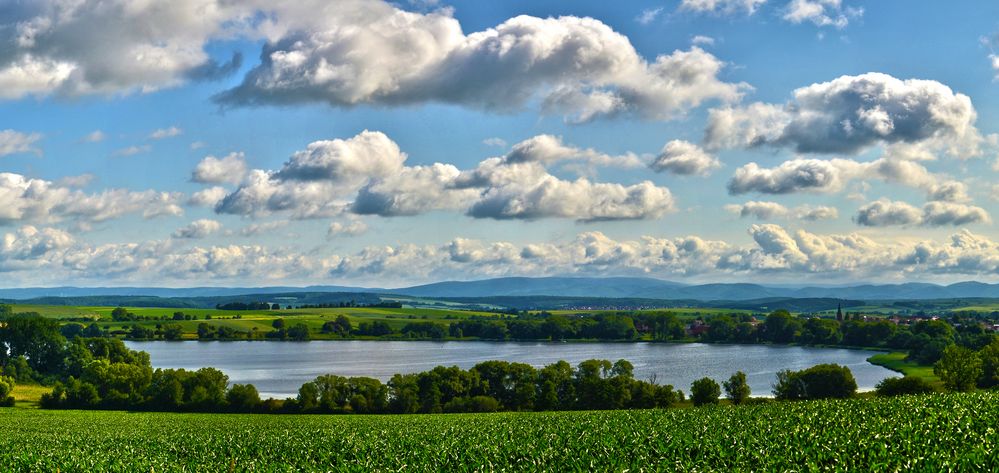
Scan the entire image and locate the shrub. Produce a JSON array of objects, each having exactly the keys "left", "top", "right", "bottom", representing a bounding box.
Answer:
[
  {"left": 774, "top": 364, "right": 857, "bottom": 400},
  {"left": 0, "top": 375, "right": 14, "bottom": 407},
  {"left": 875, "top": 376, "right": 935, "bottom": 397}
]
